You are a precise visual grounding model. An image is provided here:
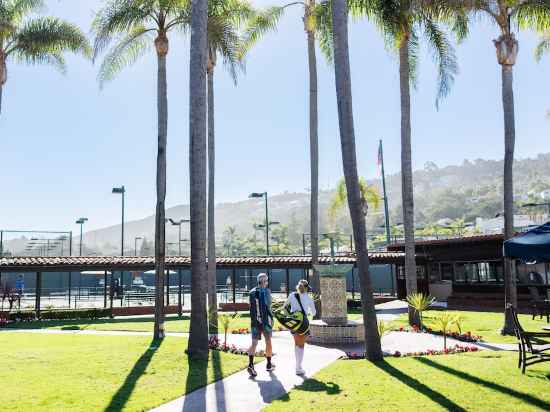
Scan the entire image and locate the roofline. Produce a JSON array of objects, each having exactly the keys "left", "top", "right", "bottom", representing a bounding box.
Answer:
[
  {"left": 0, "top": 253, "right": 424, "bottom": 273},
  {"left": 387, "top": 234, "right": 505, "bottom": 249}
]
